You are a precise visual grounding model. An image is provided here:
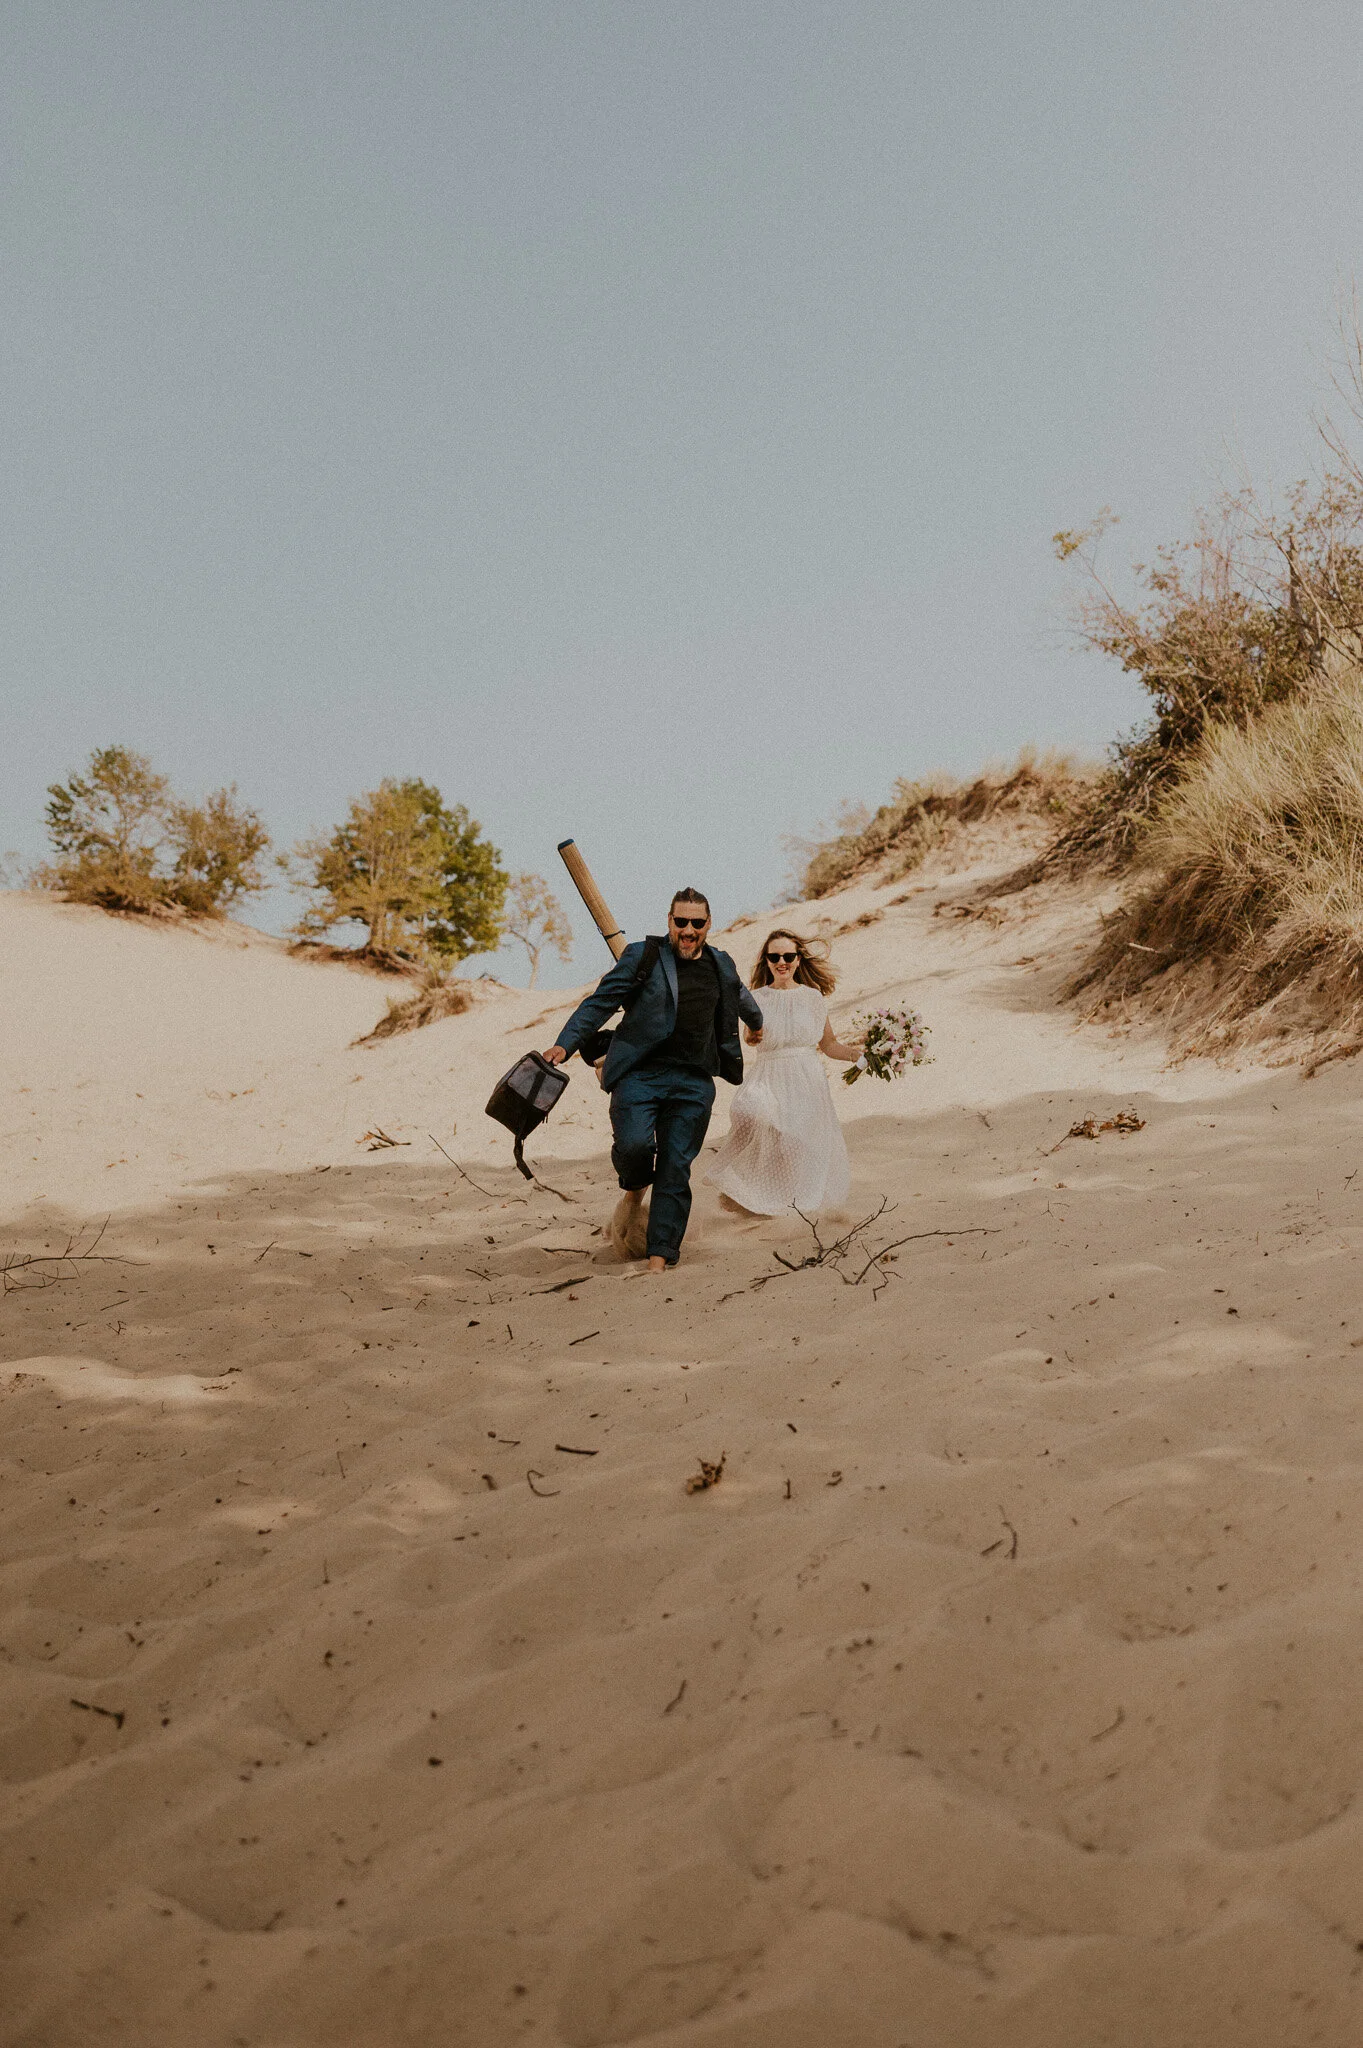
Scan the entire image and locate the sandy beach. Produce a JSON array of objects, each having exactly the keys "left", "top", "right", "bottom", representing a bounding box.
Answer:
[{"left": 4, "top": 861, "right": 1363, "bottom": 2046}]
